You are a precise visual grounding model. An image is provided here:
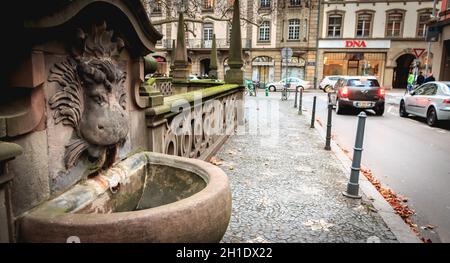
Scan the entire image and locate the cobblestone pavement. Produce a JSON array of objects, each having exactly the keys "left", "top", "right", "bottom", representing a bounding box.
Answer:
[{"left": 218, "top": 93, "right": 398, "bottom": 243}]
